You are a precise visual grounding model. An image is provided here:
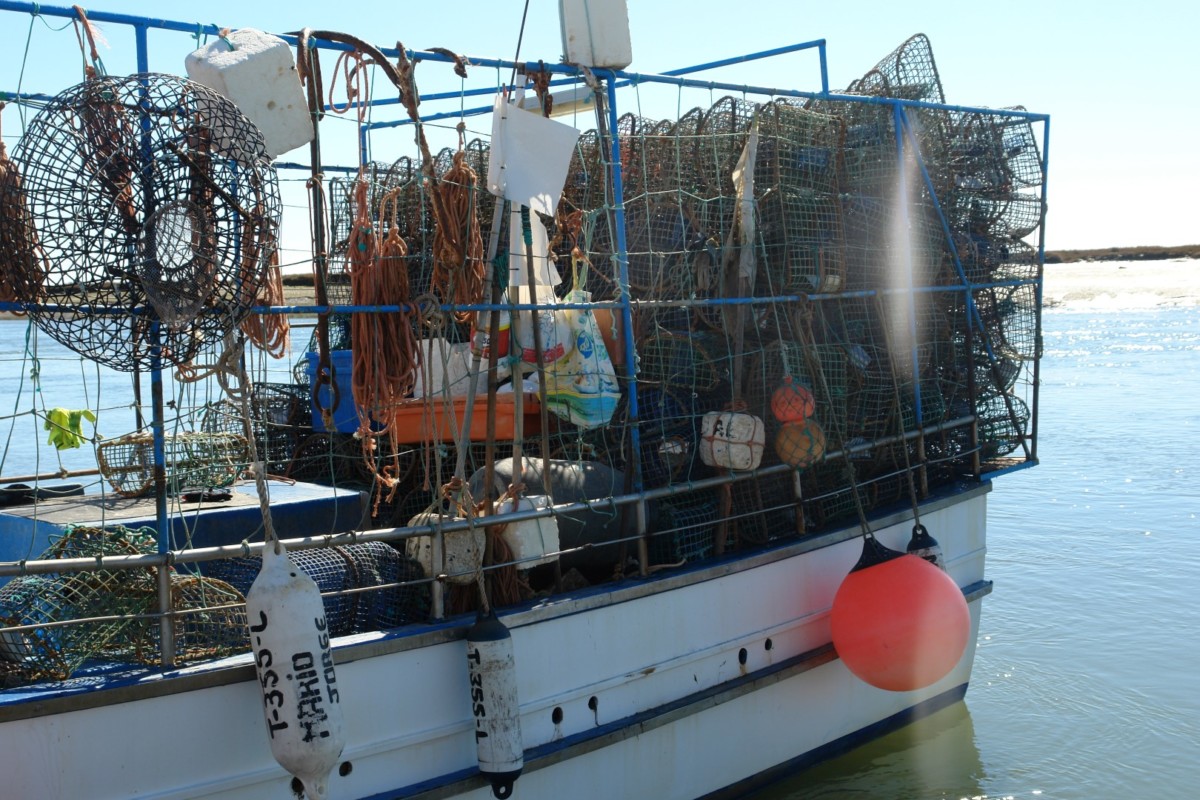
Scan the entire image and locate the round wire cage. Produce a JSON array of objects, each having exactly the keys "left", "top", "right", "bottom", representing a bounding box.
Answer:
[{"left": 8, "top": 73, "right": 281, "bottom": 372}]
